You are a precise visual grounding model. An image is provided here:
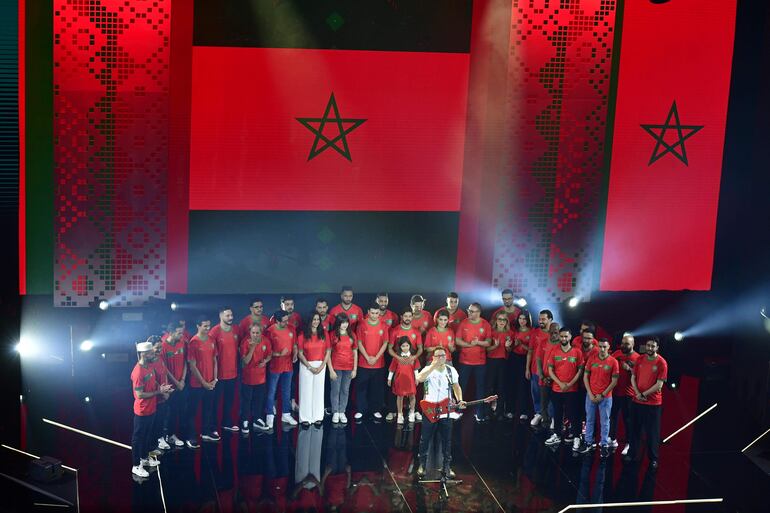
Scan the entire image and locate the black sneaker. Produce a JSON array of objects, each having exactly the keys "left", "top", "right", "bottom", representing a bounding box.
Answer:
[
  {"left": 185, "top": 439, "right": 200, "bottom": 449},
  {"left": 201, "top": 432, "right": 221, "bottom": 442},
  {"left": 564, "top": 433, "right": 575, "bottom": 442},
  {"left": 600, "top": 446, "right": 610, "bottom": 459},
  {"left": 577, "top": 441, "right": 592, "bottom": 454}
]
